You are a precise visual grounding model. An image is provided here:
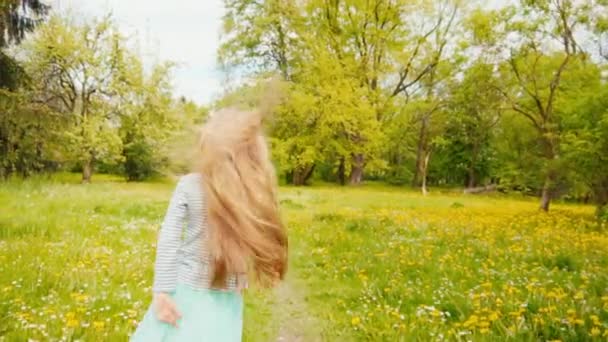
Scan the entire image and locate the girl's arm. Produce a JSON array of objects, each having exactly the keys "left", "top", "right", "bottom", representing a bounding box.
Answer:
[{"left": 152, "top": 177, "right": 188, "bottom": 294}]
